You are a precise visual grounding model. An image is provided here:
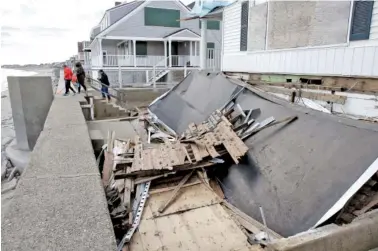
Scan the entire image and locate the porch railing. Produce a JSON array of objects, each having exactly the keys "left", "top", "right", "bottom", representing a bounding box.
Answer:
[
  {"left": 91, "top": 54, "right": 211, "bottom": 69},
  {"left": 170, "top": 55, "right": 200, "bottom": 67},
  {"left": 136, "top": 55, "right": 165, "bottom": 67}
]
